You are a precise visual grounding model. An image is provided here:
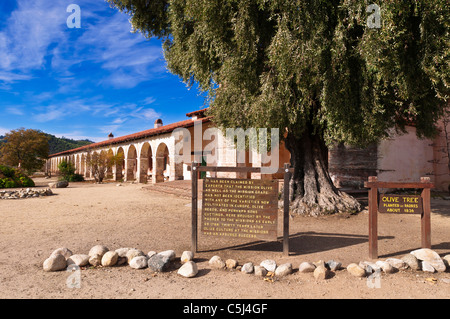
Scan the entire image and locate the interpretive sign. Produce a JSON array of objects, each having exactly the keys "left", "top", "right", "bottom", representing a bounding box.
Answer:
[
  {"left": 190, "top": 163, "right": 293, "bottom": 256},
  {"left": 378, "top": 194, "right": 423, "bottom": 214},
  {"left": 201, "top": 178, "right": 278, "bottom": 241}
]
